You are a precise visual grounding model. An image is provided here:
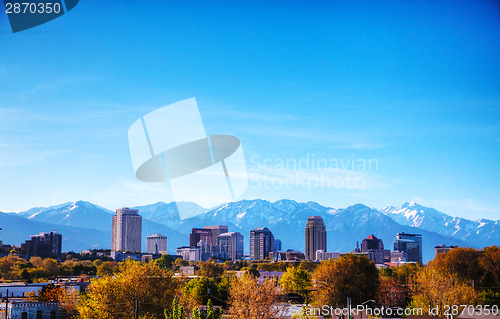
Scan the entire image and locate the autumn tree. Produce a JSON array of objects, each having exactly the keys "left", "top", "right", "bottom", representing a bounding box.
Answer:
[
  {"left": 279, "top": 267, "right": 312, "bottom": 297},
  {"left": 78, "top": 259, "right": 179, "bottom": 318},
  {"left": 431, "top": 247, "right": 484, "bottom": 286},
  {"left": 312, "top": 254, "right": 379, "bottom": 307},
  {"left": 378, "top": 263, "right": 421, "bottom": 307},
  {"left": 480, "top": 246, "right": 500, "bottom": 287},
  {"left": 409, "top": 266, "right": 478, "bottom": 317},
  {"left": 227, "top": 274, "right": 284, "bottom": 319},
  {"left": 96, "top": 261, "right": 119, "bottom": 276},
  {"left": 377, "top": 277, "right": 407, "bottom": 307},
  {"left": 196, "top": 261, "right": 224, "bottom": 278}
]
